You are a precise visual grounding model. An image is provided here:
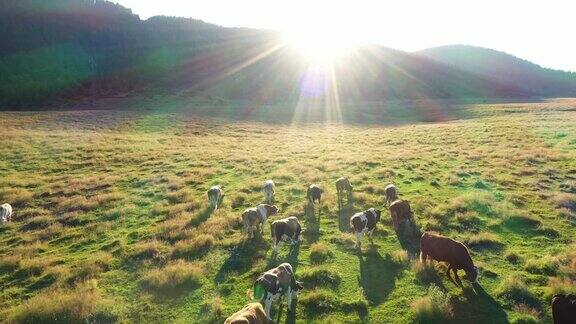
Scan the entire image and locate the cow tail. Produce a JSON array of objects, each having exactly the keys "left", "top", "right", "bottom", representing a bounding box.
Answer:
[{"left": 270, "top": 222, "right": 275, "bottom": 238}]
